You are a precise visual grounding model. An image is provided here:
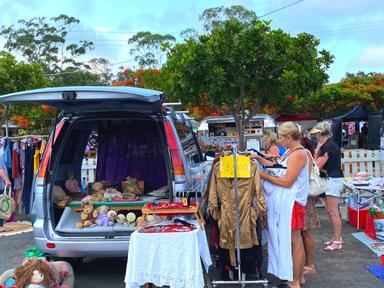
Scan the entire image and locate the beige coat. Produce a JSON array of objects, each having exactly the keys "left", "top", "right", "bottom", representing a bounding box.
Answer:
[{"left": 208, "top": 160, "right": 266, "bottom": 266}]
